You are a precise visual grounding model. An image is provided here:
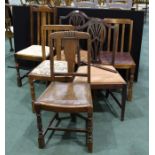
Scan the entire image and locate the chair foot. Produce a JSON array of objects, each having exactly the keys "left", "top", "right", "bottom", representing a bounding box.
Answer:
[
  {"left": 17, "top": 78, "right": 22, "bottom": 87},
  {"left": 38, "top": 135, "right": 45, "bottom": 149},
  {"left": 87, "top": 143, "right": 93, "bottom": 153}
]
